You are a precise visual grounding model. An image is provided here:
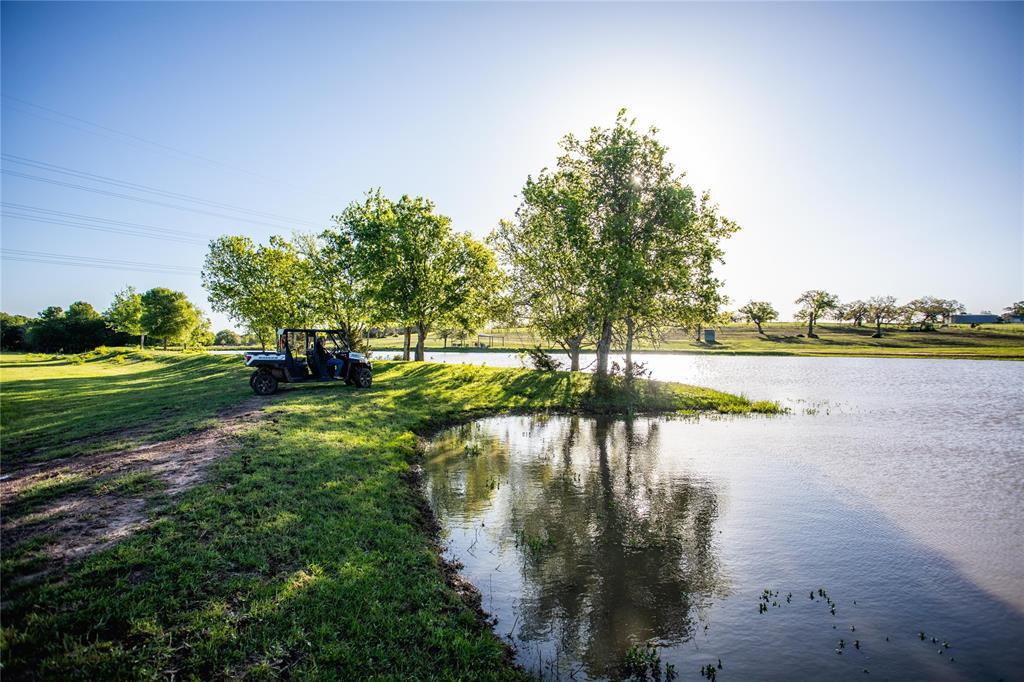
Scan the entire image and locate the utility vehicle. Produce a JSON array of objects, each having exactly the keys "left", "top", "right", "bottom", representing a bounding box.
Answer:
[{"left": 245, "top": 328, "right": 372, "bottom": 395}]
